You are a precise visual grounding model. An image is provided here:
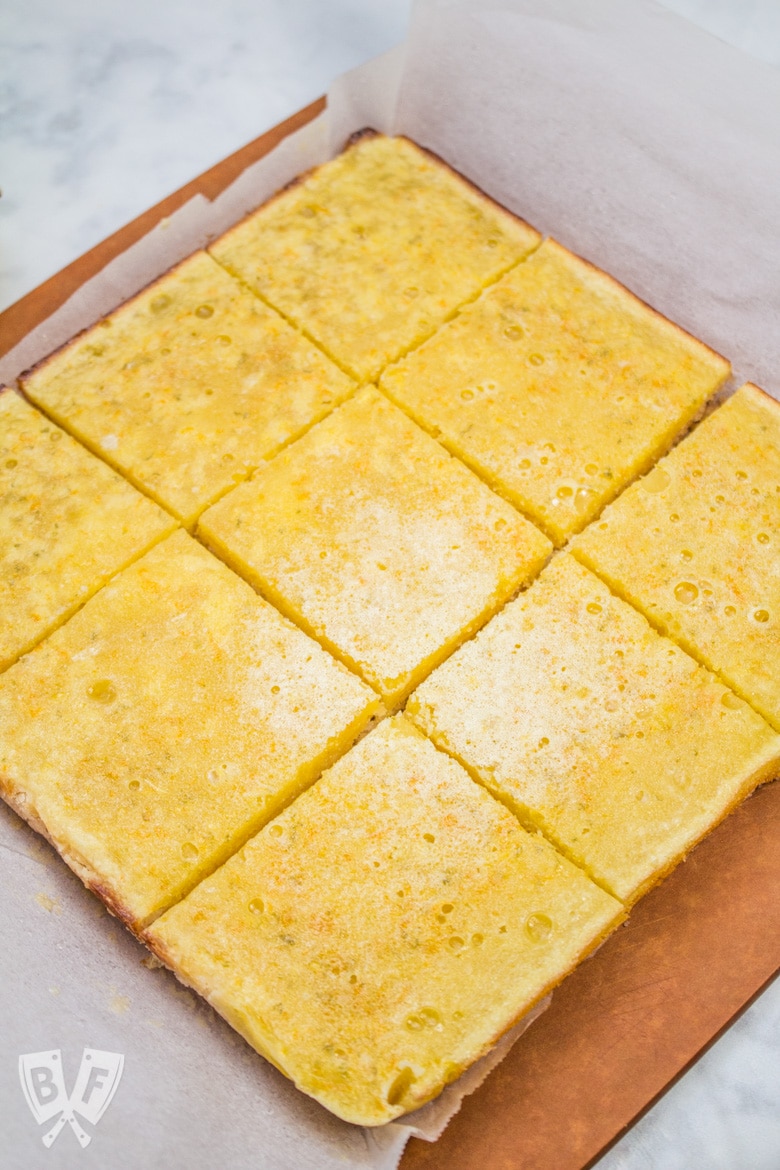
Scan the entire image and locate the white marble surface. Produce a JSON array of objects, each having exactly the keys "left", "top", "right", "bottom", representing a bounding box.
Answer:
[{"left": 1, "top": 1, "right": 779, "bottom": 1167}]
